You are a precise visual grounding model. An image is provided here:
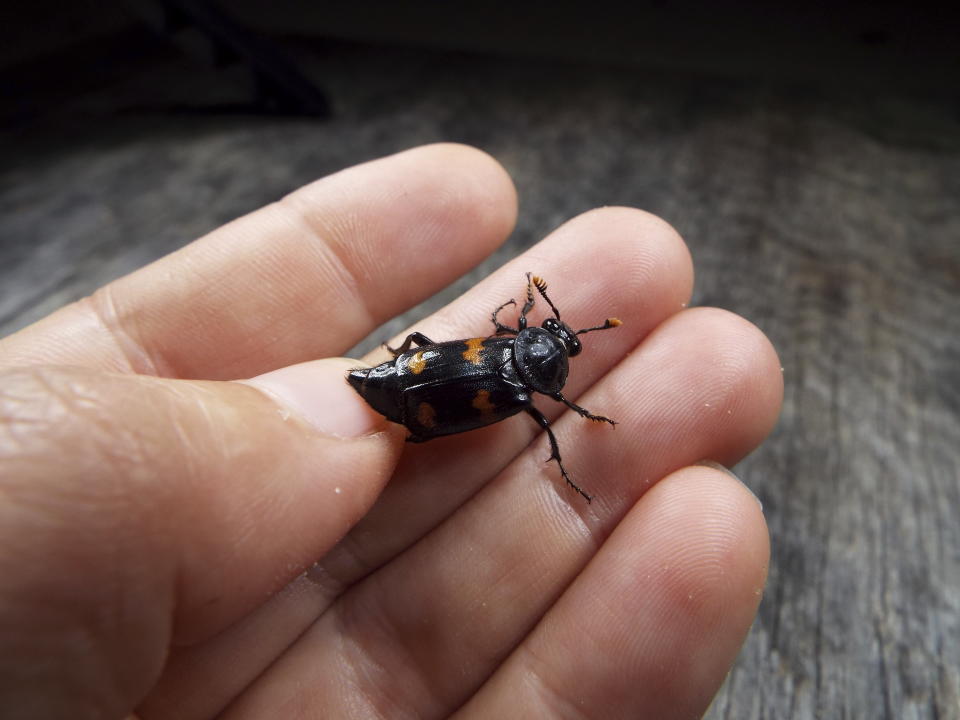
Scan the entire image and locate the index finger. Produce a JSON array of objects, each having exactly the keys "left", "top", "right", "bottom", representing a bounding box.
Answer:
[{"left": 0, "top": 144, "right": 517, "bottom": 380}]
